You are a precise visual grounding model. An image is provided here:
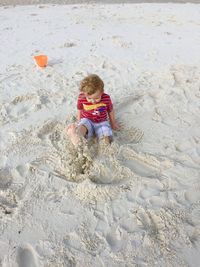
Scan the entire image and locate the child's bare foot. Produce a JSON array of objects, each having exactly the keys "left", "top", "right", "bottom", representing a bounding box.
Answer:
[
  {"left": 66, "top": 123, "right": 80, "bottom": 147},
  {"left": 99, "top": 136, "right": 112, "bottom": 144}
]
